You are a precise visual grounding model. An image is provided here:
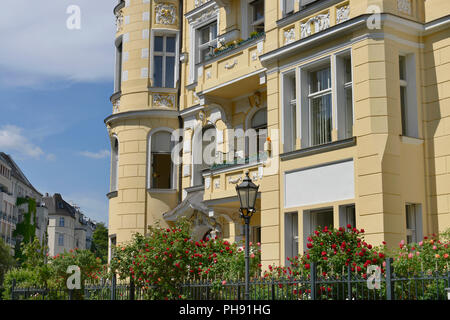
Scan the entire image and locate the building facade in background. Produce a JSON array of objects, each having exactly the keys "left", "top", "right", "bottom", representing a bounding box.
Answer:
[
  {"left": 106, "top": 0, "right": 450, "bottom": 267},
  {"left": 43, "top": 193, "right": 96, "bottom": 256},
  {"left": 0, "top": 152, "right": 48, "bottom": 253}
]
